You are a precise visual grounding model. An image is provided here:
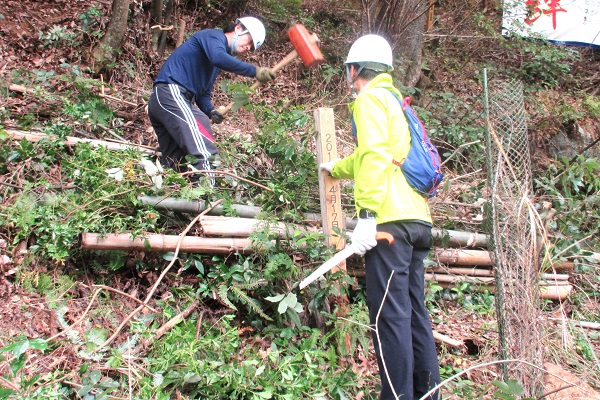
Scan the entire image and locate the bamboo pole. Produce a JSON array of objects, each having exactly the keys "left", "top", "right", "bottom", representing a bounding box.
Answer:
[
  {"left": 547, "top": 261, "right": 575, "bottom": 271},
  {"left": 434, "top": 248, "right": 493, "bottom": 266},
  {"left": 433, "top": 330, "right": 464, "bottom": 348},
  {"left": 428, "top": 267, "right": 570, "bottom": 281},
  {"left": 428, "top": 274, "right": 570, "bottom": 286},
  {"left": 81, "top": 233, "right": 574, "bottom": 300},
  {"left": 81, "top": 233, "right": 253, "bottom": 254},
  {"left": 432, "top": 229, "right": 488, "bottom": 248},
  {"left": 197, "top": 215, "right": 318, "bottom": 238},
  {"left": 138, "top": 196, "right": 489, "bottom": 248},
  {"left": 138, "top": 195, "right": 262, "bottom": 219},
  {"left": 429, "top": 266, "right": 493, "bottom": 277},
  {"left": 549, "top": 318, "right": 600, "bottom": 330},
  {"left": 6, "top": 129, "right": 158, "bottom": 156},
  {"left": 351, "top": 269, "right": 568, "bottom": 284},
  {"left": 348, "top": 268, "right": 571, "bottom": 300},
  {"left": 435, "top": 281, "right": 572, "bottom": 301},
  {"left": 426, "top": 273, "right": 494, "bottom": 285},
  {"left": 538, "top": 285, "right": 573, "bottom": 300}
]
